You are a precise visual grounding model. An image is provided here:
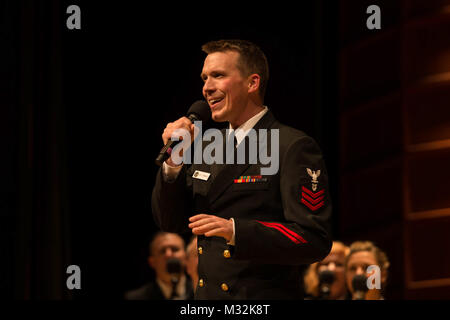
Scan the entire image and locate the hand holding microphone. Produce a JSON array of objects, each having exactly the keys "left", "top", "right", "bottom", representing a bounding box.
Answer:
[
  {"left": 160, "top": 117, "right": 195, "bottom": 167},
  {"left": 155, "top": 100, "right": 211, "bottom": 167}
]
